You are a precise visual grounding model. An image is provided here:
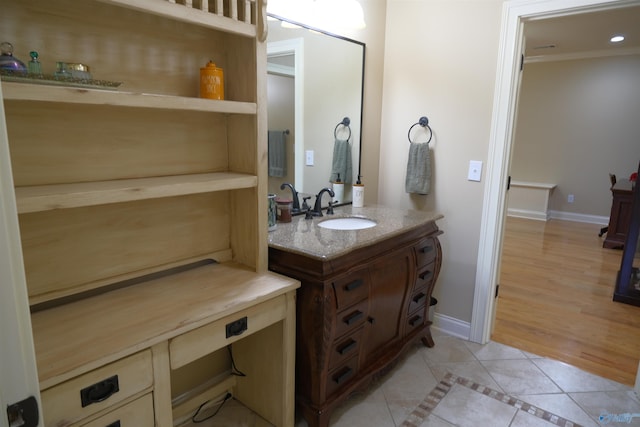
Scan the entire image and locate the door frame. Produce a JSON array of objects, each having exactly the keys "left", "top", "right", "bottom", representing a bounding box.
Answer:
[{"left": 469, "top": 0, "right": 640, "bottom": 344}]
